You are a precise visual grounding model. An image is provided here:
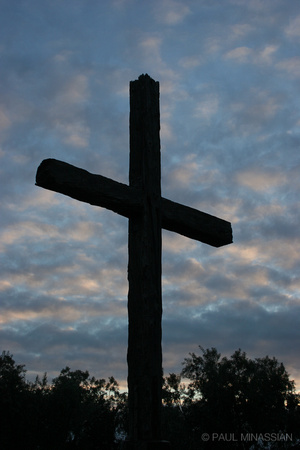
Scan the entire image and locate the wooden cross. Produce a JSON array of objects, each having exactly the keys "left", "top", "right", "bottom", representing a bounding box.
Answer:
[{"left": 36, "top": 74, "right": 232, "bottom": 449}]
